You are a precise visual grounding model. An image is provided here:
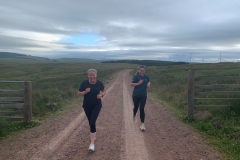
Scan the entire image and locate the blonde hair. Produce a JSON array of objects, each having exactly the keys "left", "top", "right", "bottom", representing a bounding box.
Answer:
[
  {"left": 87, "top": 68, "right": 97, "bottom": 74},
  {"left": 135, "top": 65, "right": 145, "bottom": 75}
]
